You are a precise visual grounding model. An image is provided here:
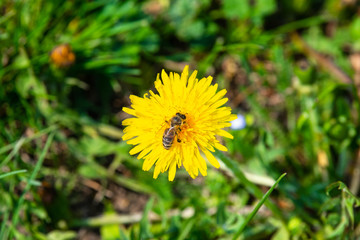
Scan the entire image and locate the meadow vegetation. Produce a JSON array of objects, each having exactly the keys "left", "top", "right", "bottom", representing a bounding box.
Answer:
[{"left": 1, "top": 0, "right": 360, "bottom": 239}]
